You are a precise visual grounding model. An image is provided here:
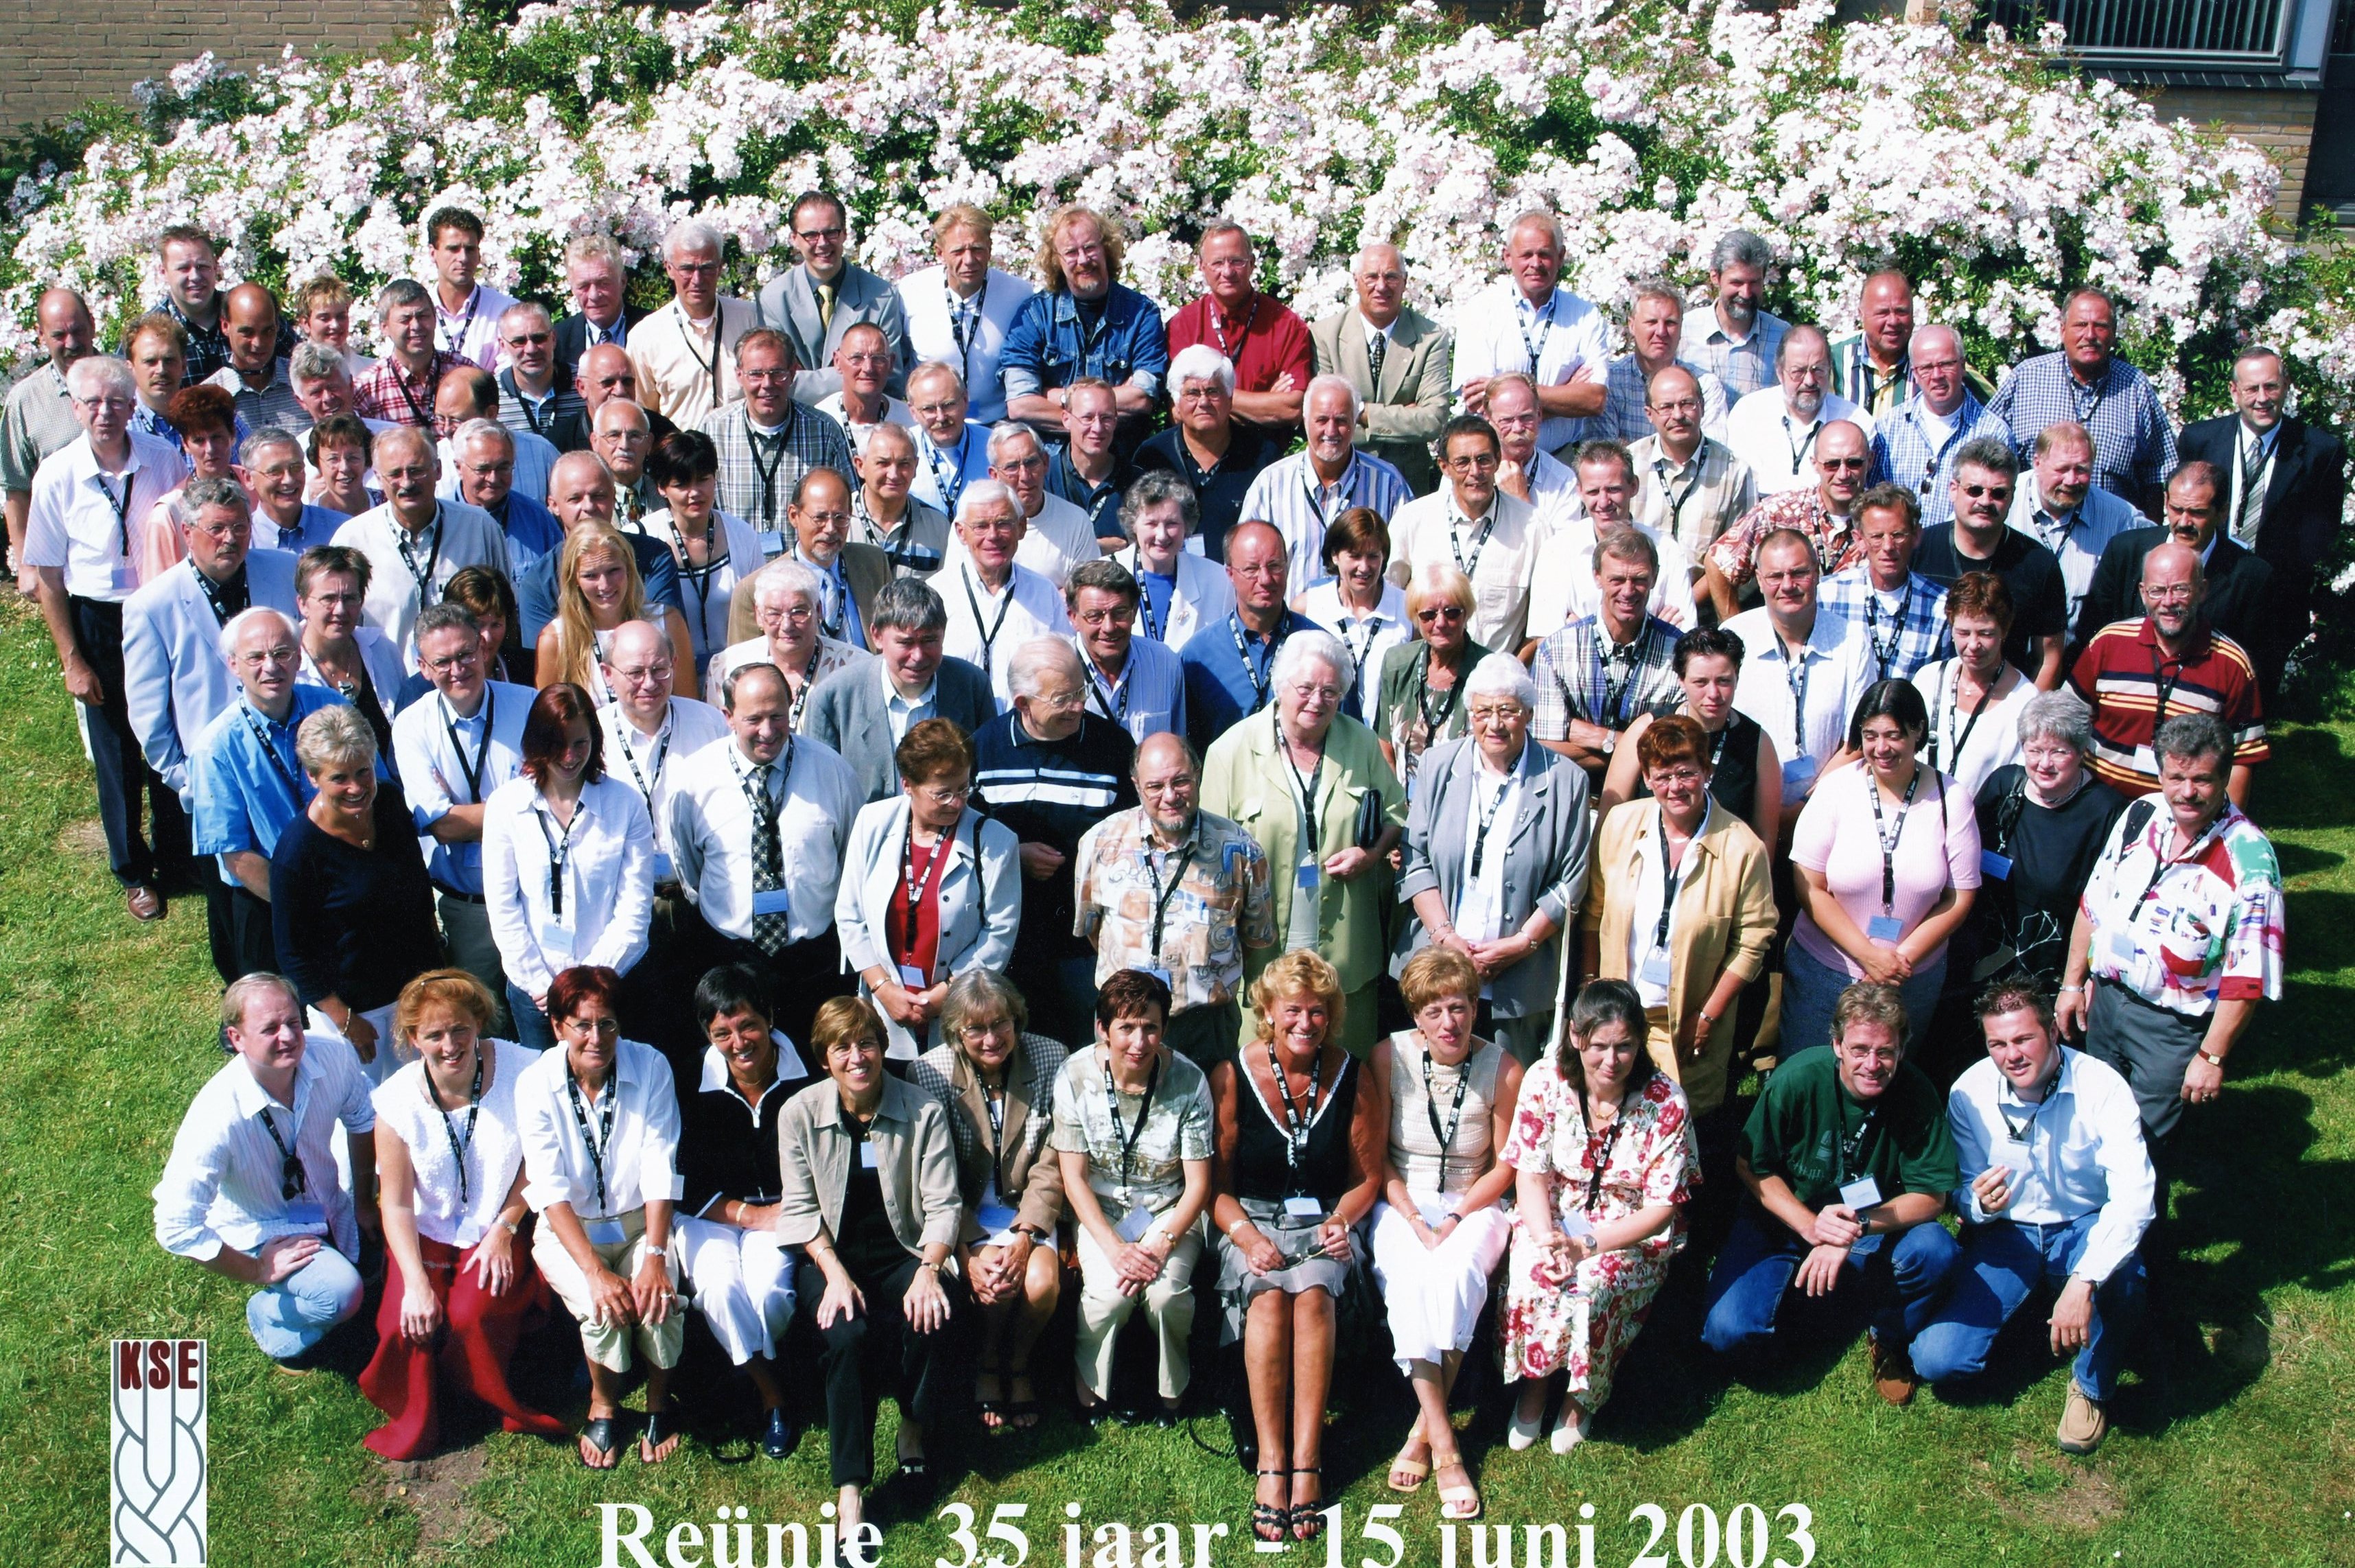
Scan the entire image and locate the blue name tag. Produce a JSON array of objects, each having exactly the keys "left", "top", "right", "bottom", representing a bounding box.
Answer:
[
  {"left": 652, "top": 851, "right": 675, "bottom": 882},
  {"left": 1143, "top": 966, "right": 1173, "bottom": 991},
  {"left": 583, "top": 1217, "right": 627, "bottom": 1246},
  {"left": 1296, "top": 861, "right": 1321, "bottom": 892},
  {"left": 1866, "top": 915, "right": 1905, "bottom": 943},
  {"left": 758, "top": 530, "right": 786, "bottom": 557},
  {"left": 751, "top": 887, "right": 792, "bottom": 916},
  {"left": 282, "top": 1199, "right": 327, "bottom": 1230},
  {"left": 1782, "top": 756, "right": 1819, "bottom": 795},
  {"left": 1980, "top": 850, "right": 2012, "bottom": 880}
]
